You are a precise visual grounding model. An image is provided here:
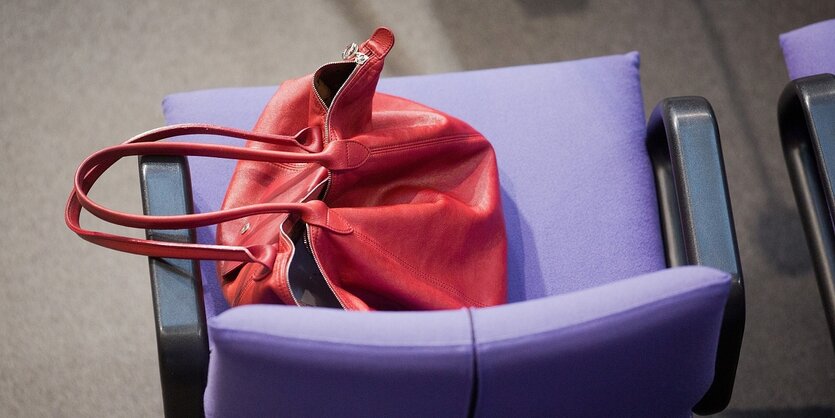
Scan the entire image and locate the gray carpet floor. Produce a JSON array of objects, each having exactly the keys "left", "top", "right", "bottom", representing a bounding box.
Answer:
[{"left": 1, "top": 0, "right": 834, "bottom": 416}]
